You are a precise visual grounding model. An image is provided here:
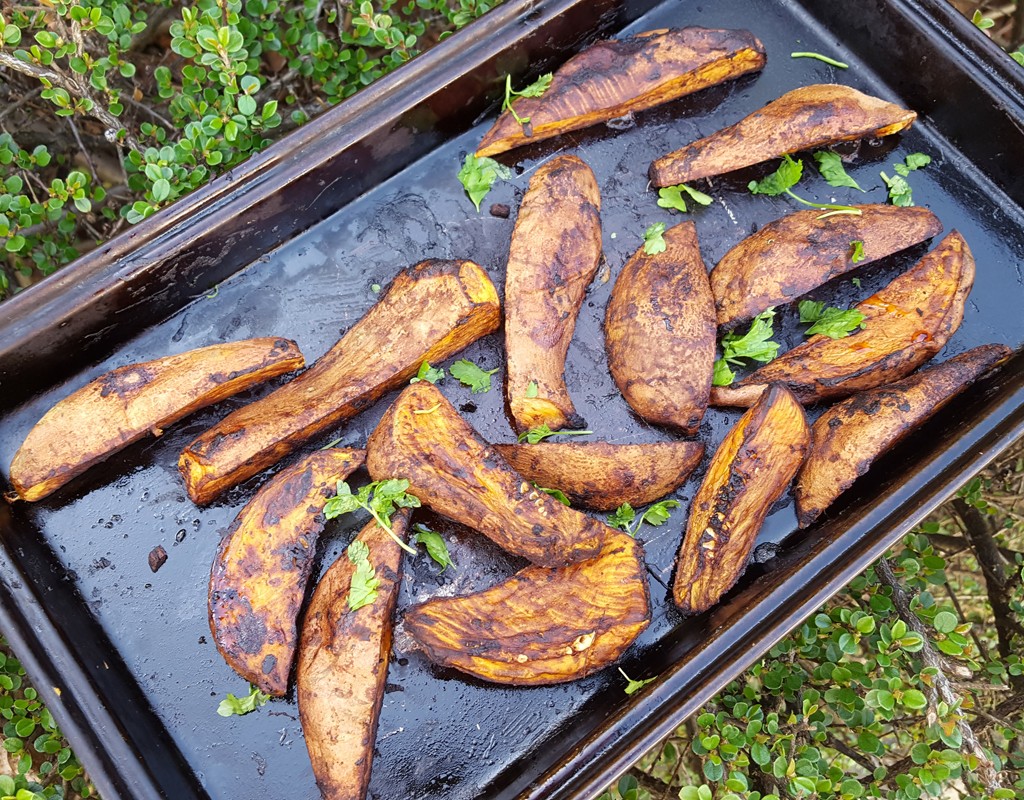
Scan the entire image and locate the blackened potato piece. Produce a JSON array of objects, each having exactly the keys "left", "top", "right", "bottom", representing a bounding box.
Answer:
[
  {"left": 366, "top": 383, "right": 614, "bottom": 567},
  {"left": 297, "top": 510, "right": 409, "bottom": 800},
  {"left": 179, "top": 260, "right": 500, "bottom": 504},
  {"left": 404, "top": 532, "right": 650, "bottom": 685},
  {"left": 674, "top": 385, "right": 809, "bottom": 614},
  {"left": 493, "top": 441, "right": 703, "bottom": 511},
  {"left": 605, "top": 221, "right": 716, "bottom": 434},
  {"left": 795, "top": 344, "right": 1012, "bottom": 527},
  {"left": 710, "top": 231, "right": 976, "bottom": 408},
  {"left": 476, "top": 27, "right": 766, "bottom": 158},
  {"left": 208, "top": 448, "right": 365, "bottom": 696},
  {"left": 650, "top": 84, "right": 916, "bottom": 186},
  {"left": 712, "top": 205, "right": 943, "bottom": 327},
  {"left": 9, "top": 337, "right": 304, "bottom": 503},
  {"left": 505, "top": 155, "right": 601, "bottom": 433}
]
